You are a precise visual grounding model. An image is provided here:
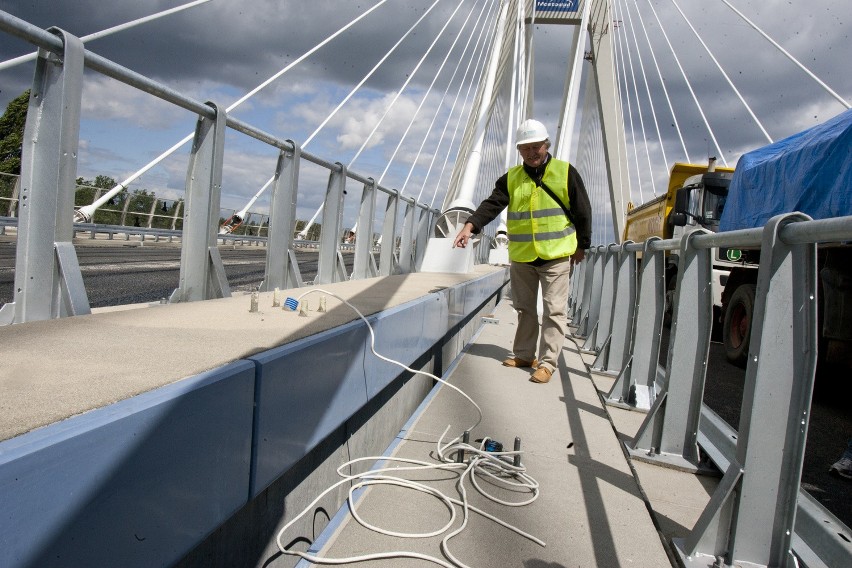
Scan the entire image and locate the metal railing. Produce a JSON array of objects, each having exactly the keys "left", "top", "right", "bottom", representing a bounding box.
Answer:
[
  {"left": 0, "top": 11, "right": 438, "bottom": 325},
  {"left": 568, "top": 212, "right": 852, "bottom": 568}
]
